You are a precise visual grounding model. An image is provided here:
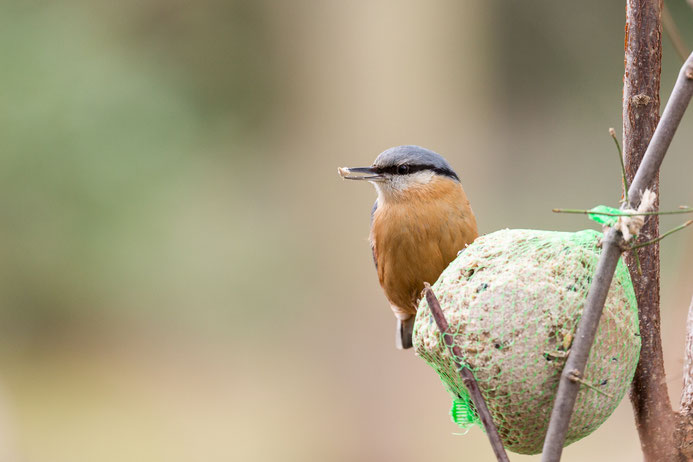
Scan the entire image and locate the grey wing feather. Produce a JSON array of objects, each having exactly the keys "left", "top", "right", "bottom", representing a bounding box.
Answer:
[{"left": 371, "top": 199, "right": 378, "bottom": 270}]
